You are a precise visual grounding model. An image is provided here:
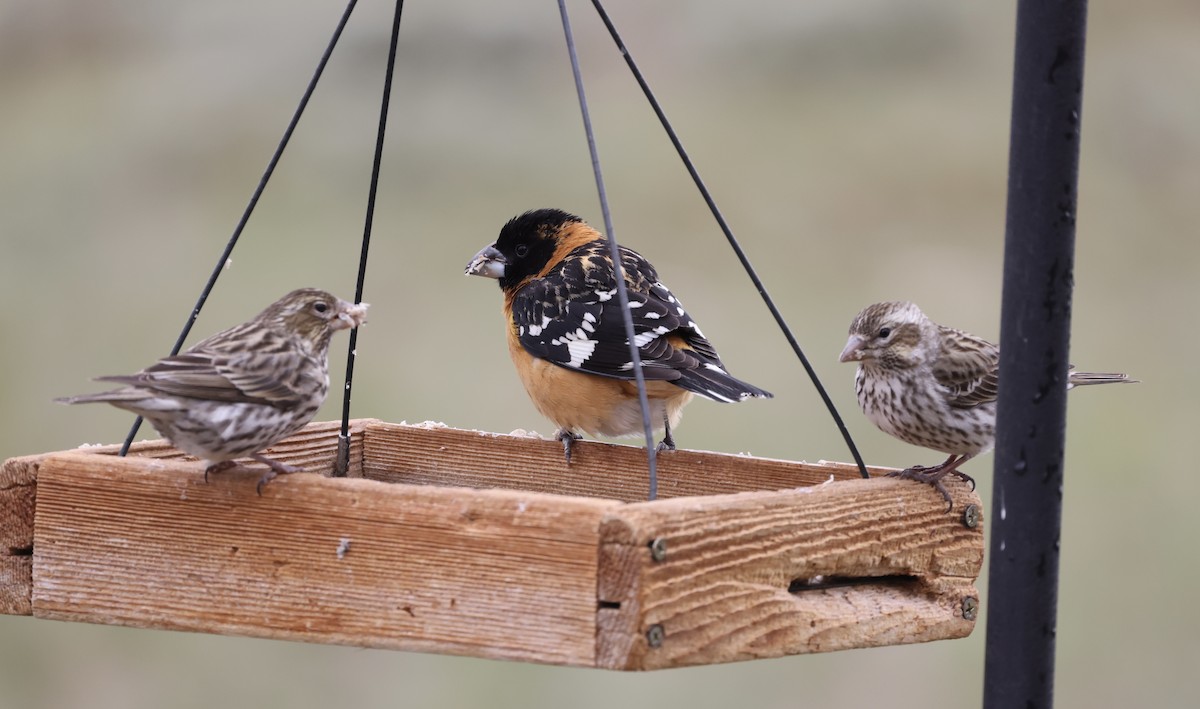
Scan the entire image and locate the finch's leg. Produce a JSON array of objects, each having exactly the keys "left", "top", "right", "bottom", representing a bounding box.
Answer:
[
  {"left": 251, "top": 454, "right": 304, "bottom": 495},
  {"left": 887, "top": 454, "right": 975, "bottom": 512},
  {"left": 204, "top": 460, "right": 238, "bottom": 484}
]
